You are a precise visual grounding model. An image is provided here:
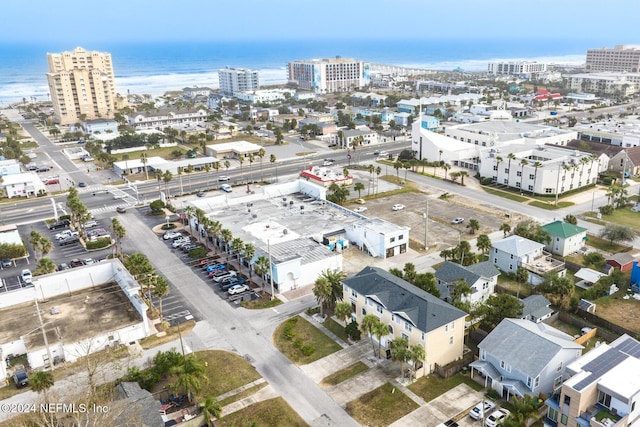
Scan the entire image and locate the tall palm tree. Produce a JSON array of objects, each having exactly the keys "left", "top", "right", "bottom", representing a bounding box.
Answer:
[
  {"left": 373, "top": 321, "right": 390, "bottom": 359},
  {"left": 140, "top": 152, "right": 149, "bottom": 180},
  {"left": 519, "top": 159, "right": 528, "bottom": 192},
  {"left": 390, "top": 336, "right": 410, "bottom": 377},
  {"left": 494, "top": 156, "right": 503, "bottom": 184},
  {"left": 230, "top": 237, "right": 244, "bottom": 266},
  {"left": 313, "top": 276, "right": 333, "bottom": 317},
  {"left": 163, "top": 170, "right": 173, "bottom": 199},
  {"left": 206, "top": 219, "right": 222, "bottom": 249},
  {"left": 154, "top": 276, "right": 169, "bottom": 321},
  {"left": 506, "top": 152, "right": 516, "bottom": 184},
  {"left": 458, "top": 170, "right": 468, "bottom": 185},
  {"left": 375, "top": 166, "right": 382, "bottom": 194},
  {"left": 408, "top": 344, "right": 426, "bottom": 379},
  {"left": 270, "top": 154, "right": 277, "bottom": 182},
  {"left": 177, "top": 166, "right": 184, "bottom": 195},
  {"left": 194, "top": 208, "right": 206, "bottom": 242},
  {"left": 257, "top": 148, "right": 266, "bottom": 181},
  {"left": 253, "top": 256, "right": 270, "bottom": 292},
  {"left": 361, "top": 314, "right": 383, "bottom": 357},
  {"left": 531, "top": 161, "right": 543, "bottom": 195},
  {"left": 242, "top": 243, "right": 256, "bottom": 281},
  {"left": 442, "top": 163, "right": 451, "bottom": 181},
  {"left": 220, "top": 229, "right": 233, "bottom": 253},
  {"left": 183, "top": 206, "right": 195, "bottom": 235}
]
